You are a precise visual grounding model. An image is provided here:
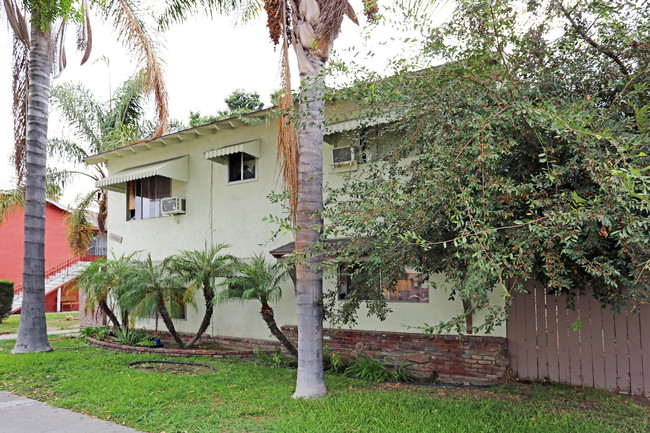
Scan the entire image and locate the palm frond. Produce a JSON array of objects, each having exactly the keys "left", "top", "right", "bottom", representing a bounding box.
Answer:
[
  {"left": 50, "top": 82, "right": 102, "bottom": 148},
  {"left": 0, "top": 188, "right": 24, "bottom": 227},
  {"left": 11, "top": 35, "right": 28, "bottom": 186},
  {"left": 104, "top": 0, "right": 169, "bottom": 140},
  {"left": 64, "top": 189, "right": 97, "bottom": 256},
  {"left": 157, "top": 0, "right": 261, "bottom": 31},
  {"left": 48, "top": 137, "right": 90, "bottom": 163},
  {"left": 276, "top": 39, "right": 298, "bottom": 223}
]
